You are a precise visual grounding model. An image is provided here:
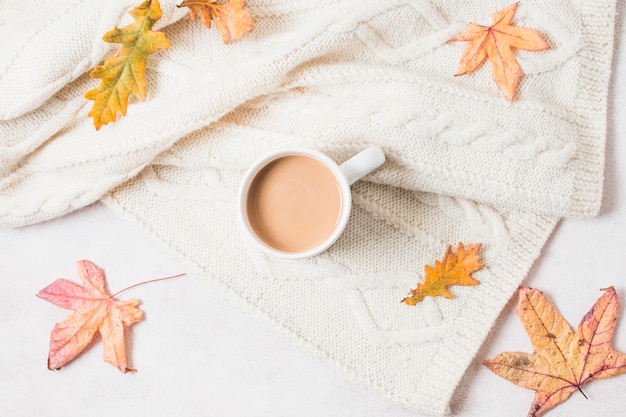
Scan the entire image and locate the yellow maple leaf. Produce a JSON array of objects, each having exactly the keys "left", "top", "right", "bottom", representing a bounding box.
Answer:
[
  {"left": 402, "top": 243, "right": 484, "bottom": 306},
  {"left": 484, "top": 287, "right": 626, "bottom": 417},
  {"left": 450, "top": 2, "right": 550, "bottom": 101},
  {"left": 178, "top": 0, "right": 256, "bottom": 44},
  {"left": 85, "top": 0, "right": 170, "bottom": 130}
]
